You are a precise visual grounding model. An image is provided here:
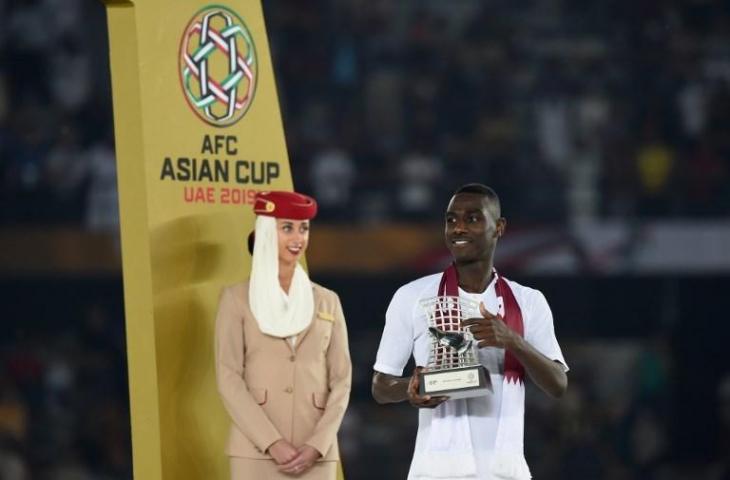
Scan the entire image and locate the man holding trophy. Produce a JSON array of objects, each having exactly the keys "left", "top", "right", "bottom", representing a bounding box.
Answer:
[{"left": 372, "top": 184, "right": 568, "bottom": 479}]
